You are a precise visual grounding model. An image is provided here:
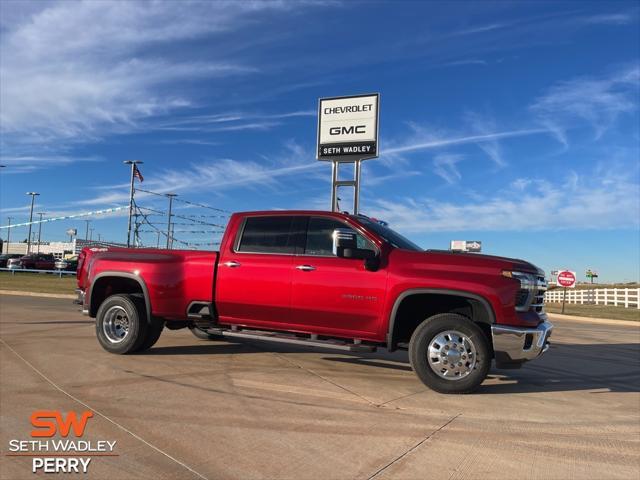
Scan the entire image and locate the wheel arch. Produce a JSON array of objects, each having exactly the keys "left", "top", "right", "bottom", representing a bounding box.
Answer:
[
  {"left": 386, "top": 288, "right": 496, "bottom": 351},
  {"left": 89, "top": 272, "right": 151, "bottom": 323}
]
